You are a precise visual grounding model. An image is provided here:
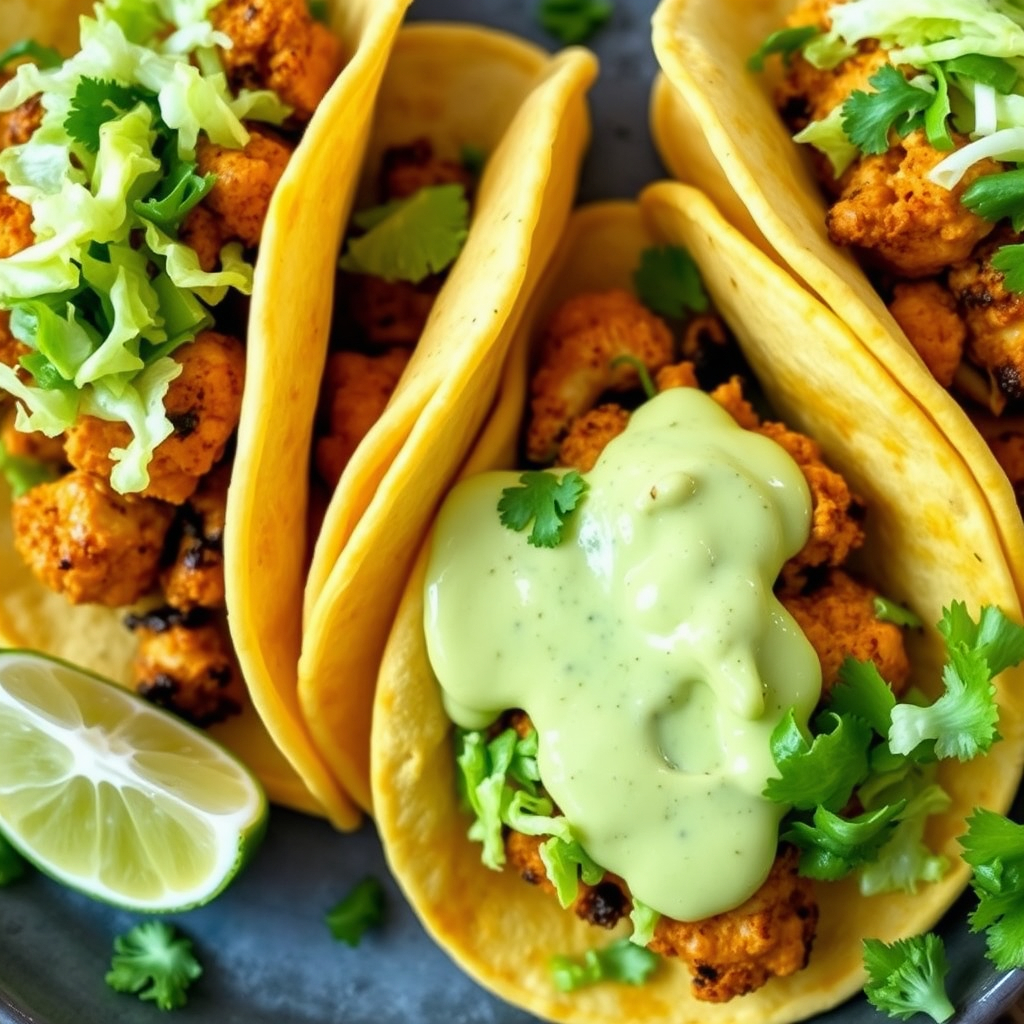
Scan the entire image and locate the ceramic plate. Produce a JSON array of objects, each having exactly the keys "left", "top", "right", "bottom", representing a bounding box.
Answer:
[{"left": 1, "top": 1, "right": 1022, "bottom": 1022}]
